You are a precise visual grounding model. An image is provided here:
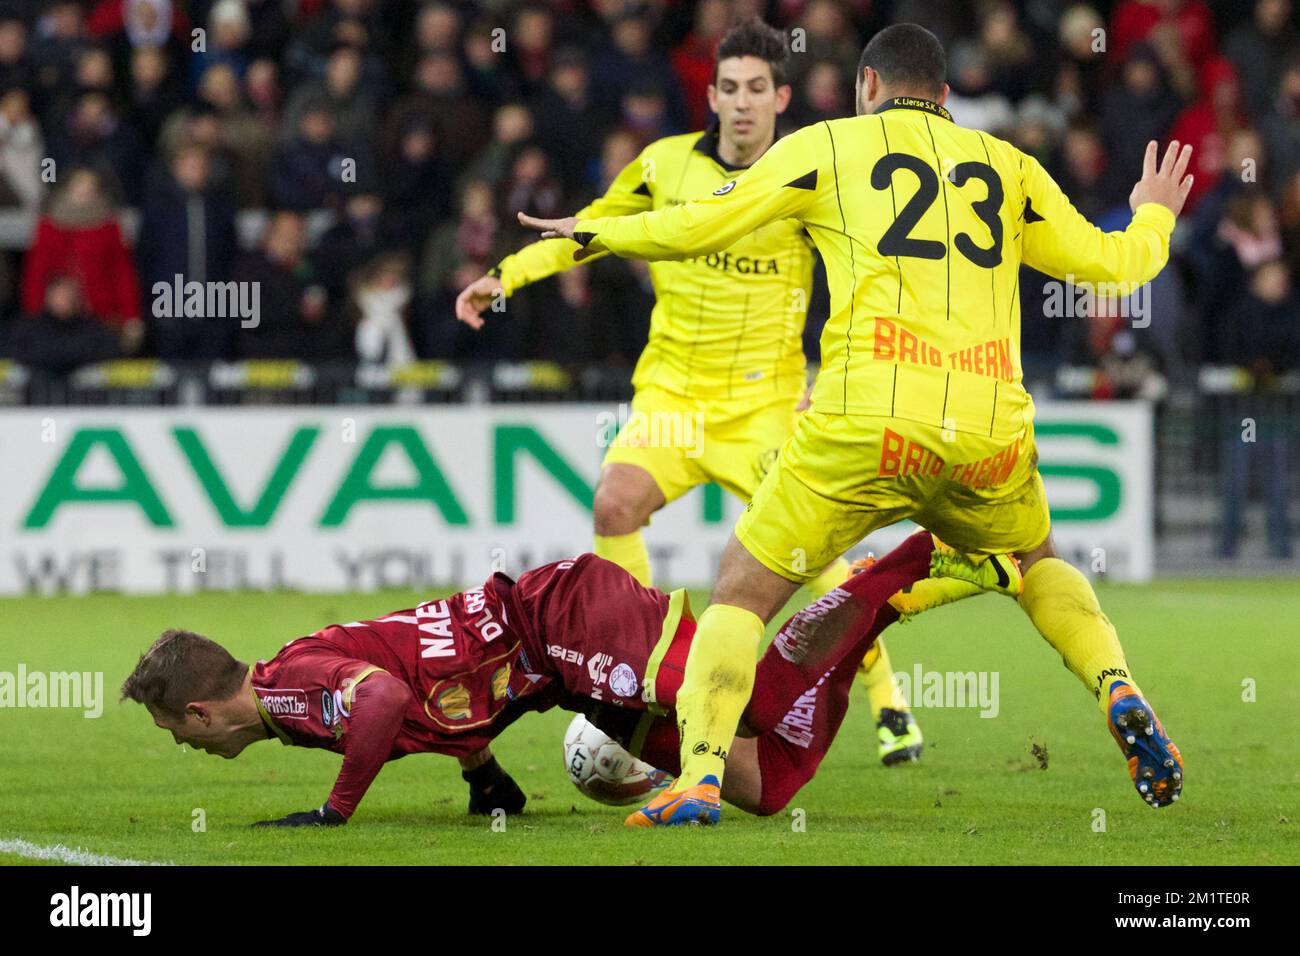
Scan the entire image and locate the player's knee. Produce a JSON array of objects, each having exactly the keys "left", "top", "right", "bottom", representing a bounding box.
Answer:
[
  {"left": 593, "top": 481, "right": 653, "bottom": 535},
  {"left": 755, "top": 783, "right": 797, "bottom": 817}
]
